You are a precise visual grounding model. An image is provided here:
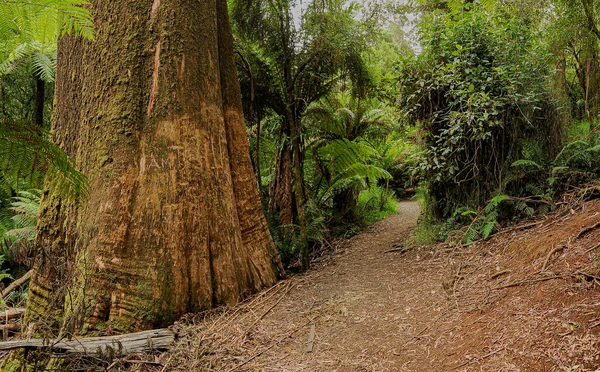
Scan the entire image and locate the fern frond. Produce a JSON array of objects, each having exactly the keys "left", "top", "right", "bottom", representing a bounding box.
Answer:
[
  {"left": 31, "top": 50, "right": 56, "bottom": 82},
  {"left": 0, "top": 122, "right": 88, "bottom": 198},
  {"left": 511, "top": 159, "right": 543, "bottom": 170}
]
